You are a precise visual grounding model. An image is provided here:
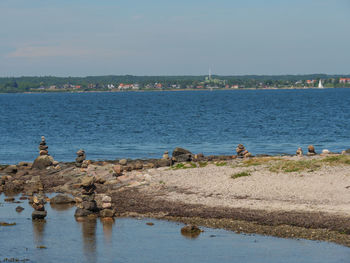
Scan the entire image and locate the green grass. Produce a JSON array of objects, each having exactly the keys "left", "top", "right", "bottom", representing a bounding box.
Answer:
[
  {"left": 269, "top": 159, "right": 321, "bottom": 173},
  {"left": 171, "top": 162, "right": 197, "bottom": 170},
  {"left": 321, "top": 155, "right": 350, "bottom": 165},
  {"left": 231, "top": 171, "right": 251, "bottom": 179},
  {"left": 215, "top": 162, "right": 227, "bottom": 167},
  {"left": 198, "top": 161, "right": 208, "bottom": 168}
]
